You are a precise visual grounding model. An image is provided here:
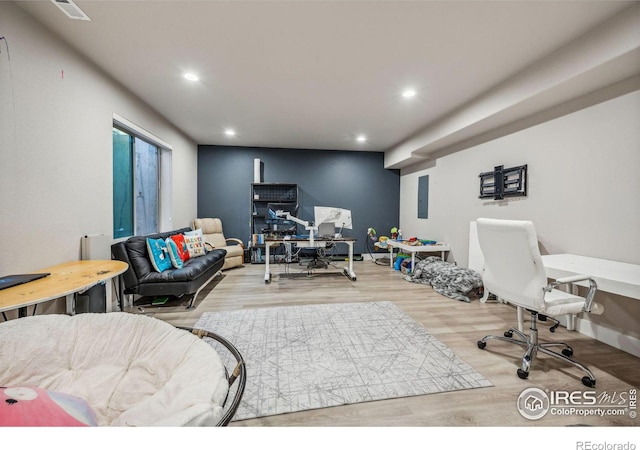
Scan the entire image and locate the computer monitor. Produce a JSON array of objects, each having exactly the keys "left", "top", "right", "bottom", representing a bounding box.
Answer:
[{"left": 314, "top": 206, "right": 352, "bottom": 230}]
